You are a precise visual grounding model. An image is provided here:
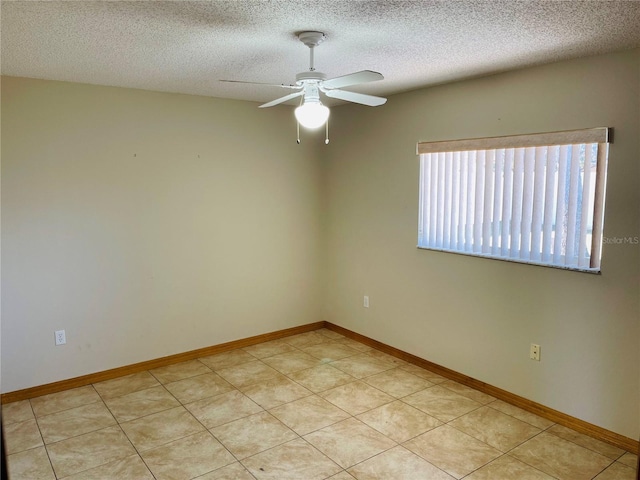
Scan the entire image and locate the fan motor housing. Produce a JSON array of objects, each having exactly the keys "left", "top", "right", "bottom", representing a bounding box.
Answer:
[{"left": 296, "top": 71, "right": 326, "bottom": 84}]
